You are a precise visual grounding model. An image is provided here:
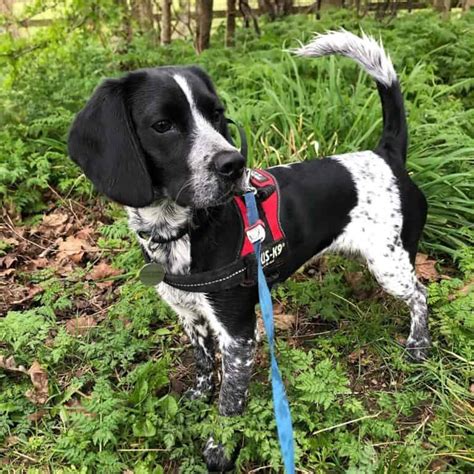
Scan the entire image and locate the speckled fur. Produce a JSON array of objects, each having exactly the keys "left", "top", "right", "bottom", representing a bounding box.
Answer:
[
  {"left": 327, "top": 151, "right": 429, "bottom": 357},
  {"left": 70, "top": 30, "right": 431, "bottom": 472}
]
